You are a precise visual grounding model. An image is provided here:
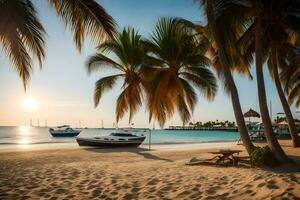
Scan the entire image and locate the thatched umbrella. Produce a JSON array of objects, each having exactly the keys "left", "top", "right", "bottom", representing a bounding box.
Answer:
[
  {"left": 278, "top": 121, "right": 288, "bottom": 126},
  {"left": 244, "top": 108, "right": 260, "bottom": 123}
]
